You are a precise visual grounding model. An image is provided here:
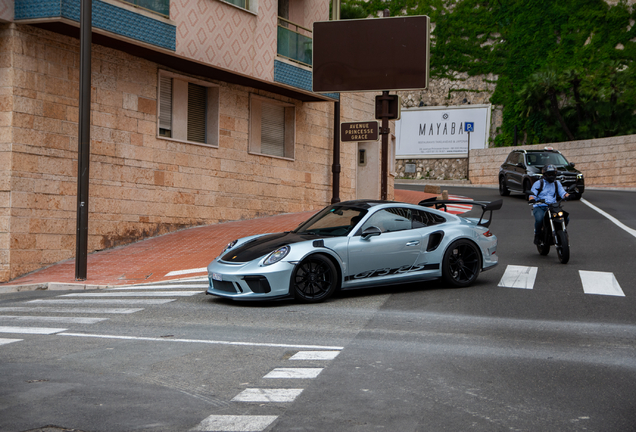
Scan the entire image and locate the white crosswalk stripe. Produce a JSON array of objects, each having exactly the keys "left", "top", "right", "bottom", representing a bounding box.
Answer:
[
  {"left": 579, "top": 270, "right": 625, "bottom": 297},
  {"left": 0, "top": 307, "right": 143, "bottom": 314},
  {"left": 232, "top": 388, "right": 303, "bottom": 403},
  {"left": 289, "top": 350, "right": 340, "bottom": 360},
  {"left": 498, "top": 265, "right": 538, "bottom": 289},
  {"left": 27, "top": 299, "right": 174, "bottom": 305},
  {"left": 0, "top": 315, "right": 108, "bottom": 324},
  {"left": 0, "top": 338, "right": 23, "bottom": 346},
  {"left": 190, "top": 415, "right": 277, "bottom": 432},
  {"left": 0, "top": 326, "right": 67, "bottom": 335},
  {"left": 60, "top": 291, "right": 201, "bottom": 297},
  {"left": 110, "top": 284, "right": 207, "bottom": 290},
  {"left": 264, "top": 368, "right": 324, "bottom": 379}
]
